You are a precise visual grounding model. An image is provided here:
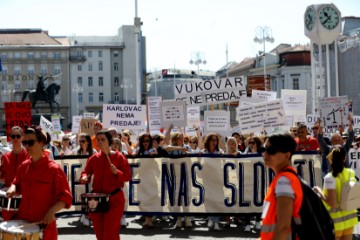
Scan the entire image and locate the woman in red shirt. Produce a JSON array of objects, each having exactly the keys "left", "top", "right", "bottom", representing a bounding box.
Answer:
[{"left": 80, "top": 130, "right": 131, "bottom": 240}]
